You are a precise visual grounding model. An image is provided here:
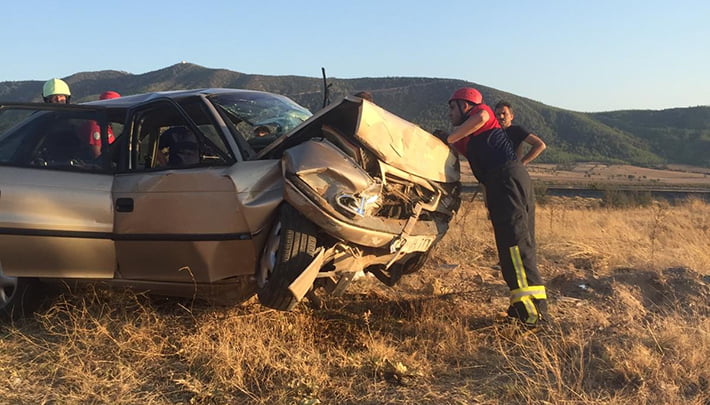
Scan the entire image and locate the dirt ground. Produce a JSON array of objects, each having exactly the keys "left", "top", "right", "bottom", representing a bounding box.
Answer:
[
  {"left": 385, "top": 258, "right": 710, "bottom": 324},
  {"left": 459, "top": 162, "right": 710, "bottom": 188}
]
